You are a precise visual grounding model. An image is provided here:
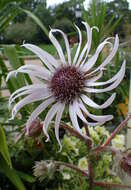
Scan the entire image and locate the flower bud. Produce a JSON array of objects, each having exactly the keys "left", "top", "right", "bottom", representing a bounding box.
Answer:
[
  {"left": 25, "top": 119, "right": 42, "bottom": 137},
  {"left": 33, "top": 160, "right": 56, "bottom": 181}
]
